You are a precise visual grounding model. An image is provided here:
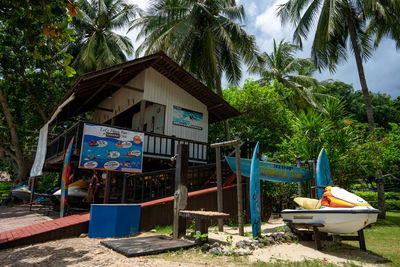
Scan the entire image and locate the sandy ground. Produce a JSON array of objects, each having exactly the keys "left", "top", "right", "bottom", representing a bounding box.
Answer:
[{"left": 0, "top": 216, "right": 389, "bottom": 267}]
